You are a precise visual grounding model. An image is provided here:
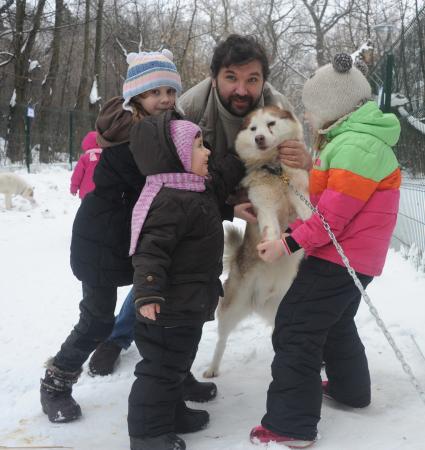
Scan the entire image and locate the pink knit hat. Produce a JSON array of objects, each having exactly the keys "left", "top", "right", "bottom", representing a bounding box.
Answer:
[
  {"left": 81, "top": 131, "right": 99, "bottom": 151},
  {"left": 169, "top": 120, "right": 202, "bottom": 172}
]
